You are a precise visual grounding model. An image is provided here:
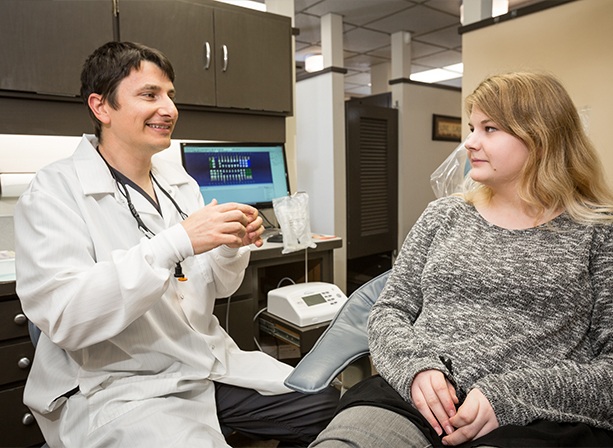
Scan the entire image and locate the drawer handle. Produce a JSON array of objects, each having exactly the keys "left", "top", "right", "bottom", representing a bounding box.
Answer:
[
  {"left": 14, "top": 313, "right": 27, "bottom": 326},
  {"left": 204, "top": 41, "right": 211, "bottom": 70},
  {"left": 22, "top": 412, "right": 35, "bottom": 426},
  {"left": 18, "top": 357, "right": 31, "bottom": 369},
  {"left": 222, "top": 44, "right": 229, "bottom": 72}
]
